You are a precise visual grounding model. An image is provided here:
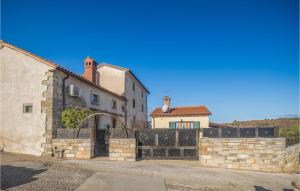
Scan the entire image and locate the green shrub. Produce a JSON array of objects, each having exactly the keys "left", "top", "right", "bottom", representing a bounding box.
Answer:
[
  {"left": 61, "top": 108, "right": 91, "bottom": 129},
  {"left": 280, "top": 126, "right": 300, "bottom": 138},
  {"left": 280, "top": 126, "right": 300, "bottom": 146}
]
